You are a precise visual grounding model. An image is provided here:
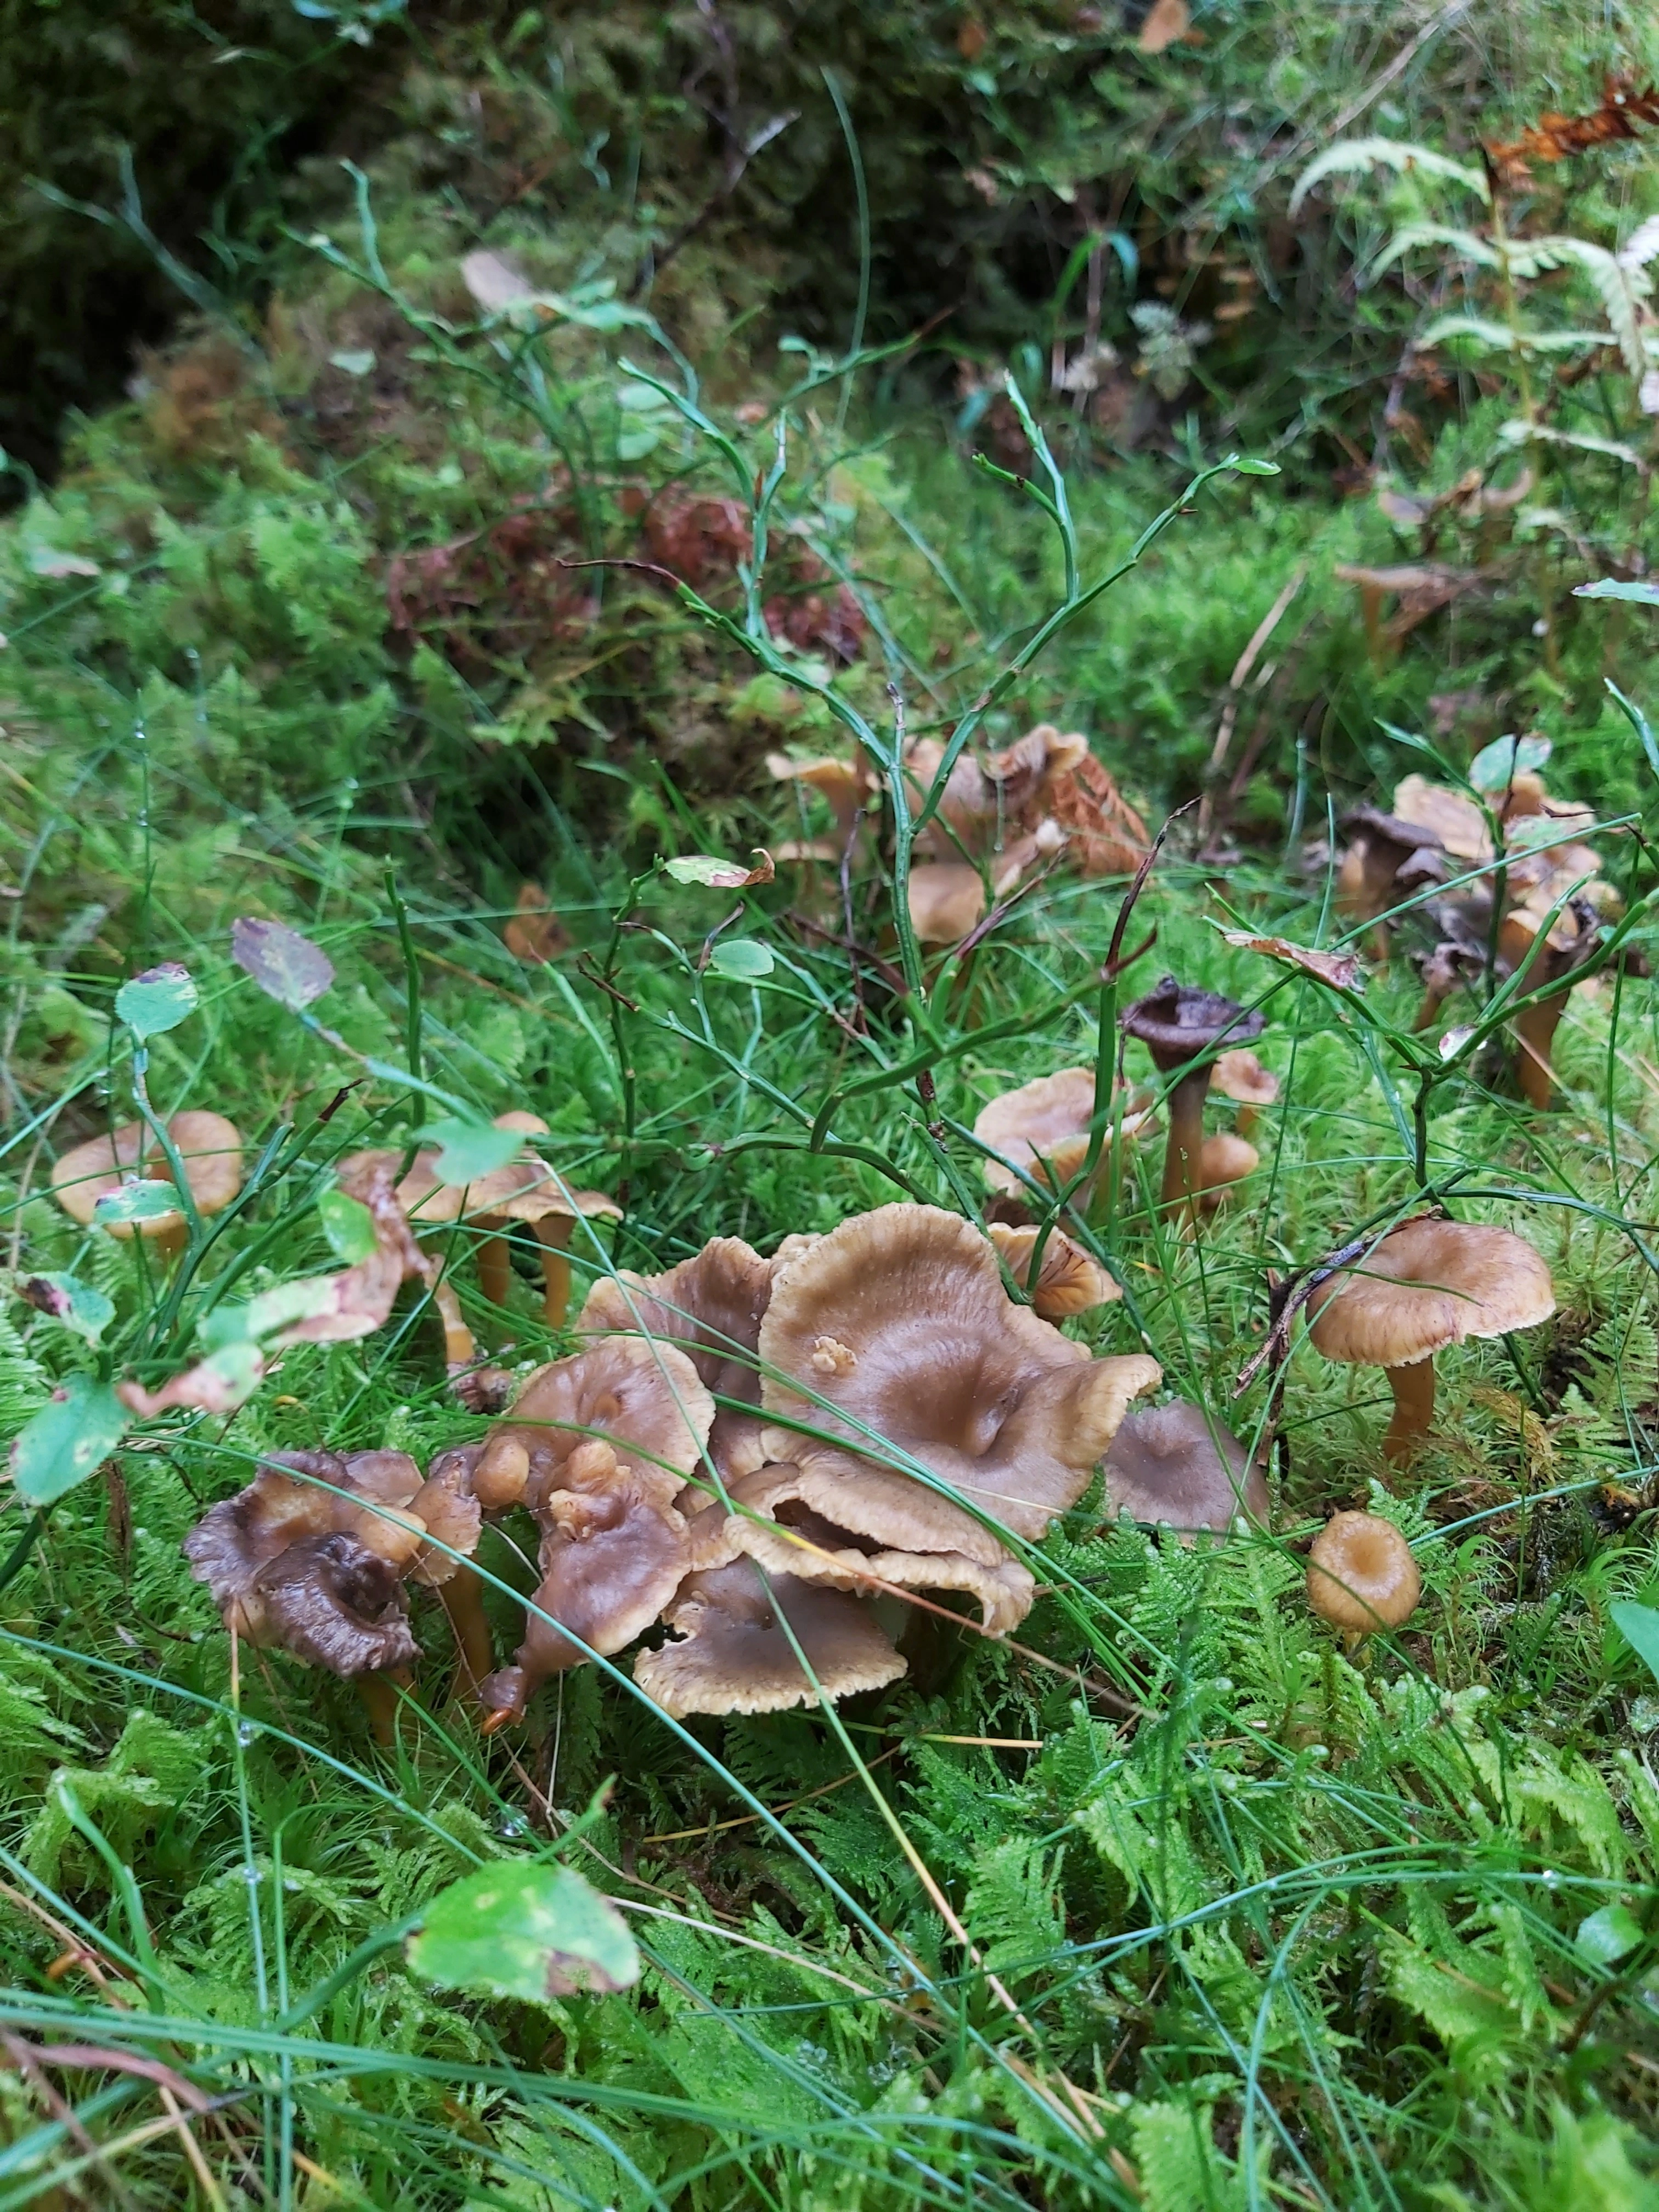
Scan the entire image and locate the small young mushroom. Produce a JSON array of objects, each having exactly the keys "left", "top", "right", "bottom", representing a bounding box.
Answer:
[
  {"left": 1103, "top": 1402, "right": 1268, "bottom": 1539},
  {"left": 986, "top": 1222, "right": 1119, "bottom": 1317},
  {"left": 1306, "top": 1218, "right": 1555, "bottom": 1464},
  {"left": 906, "top": 864, "right": 988, "bottom": 945},
  {"left": 1306, "top": 1510, "right": 1421, "bottom": 1643},
  {"left": 1195, "top": 1133, "right": 1260, "bottom": 1212},
  {"left": 52, "top": 1110, "right": 244, "bottom": 1257},
  {"left": 1211, "top": 1049, "right": 1278, "bottom": 1138},
  {"left": 634, "top": 1559, "right": 906, "bottom": 1719},
  {"left": 579, "top": 1236, "right": 775, "bottom": 1481},
  {"left": 758, "top": 1203, "right": 1160, "bottom": 1550},
  {"left": 1121, "top": 977, "right": 1265, "bottom": 1217},
  {"left": 973, "top": 1067, "right": 1153, "bottom": 1201},
  {"left": 469, "top": 1335, "right": 715, "bottom": 1514}
]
